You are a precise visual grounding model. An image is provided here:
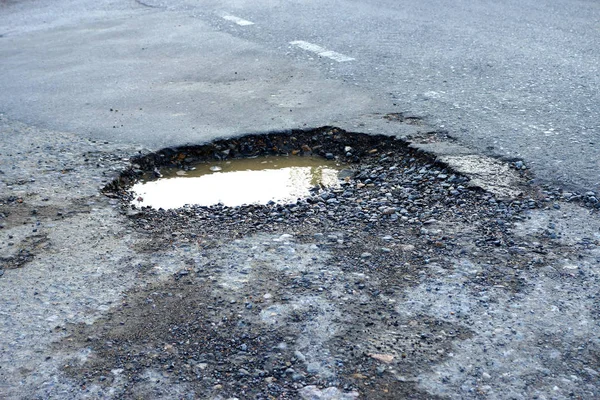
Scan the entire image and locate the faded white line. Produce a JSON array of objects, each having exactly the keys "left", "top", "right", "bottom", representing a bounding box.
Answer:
[
  {"left": 222, "top": 14, "right": 254, "bottom": 26},
  {"left": 290, "top": 40, "right": 355, "bottom": 62}
]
